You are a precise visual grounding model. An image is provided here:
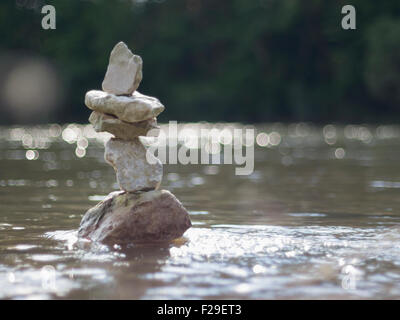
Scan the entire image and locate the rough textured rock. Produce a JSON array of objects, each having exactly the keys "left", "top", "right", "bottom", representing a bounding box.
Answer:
[
  {"left": 102, "top": 42, "right": 143, "bottom": 96},
  {"left": 78, "top": 190, "right": 192, "bottom": 244},
  {"left": 105, "top": 138, "right": 162, "bottom": 192},
  {"left": 85, "top": 90, "right": 165, "bottom": 123},
  {"left": 80, "top": 41, "right": 192, "bottom": 245},
  {"left": 89, "top": 111, "right": 159, "bottom": 140}
]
